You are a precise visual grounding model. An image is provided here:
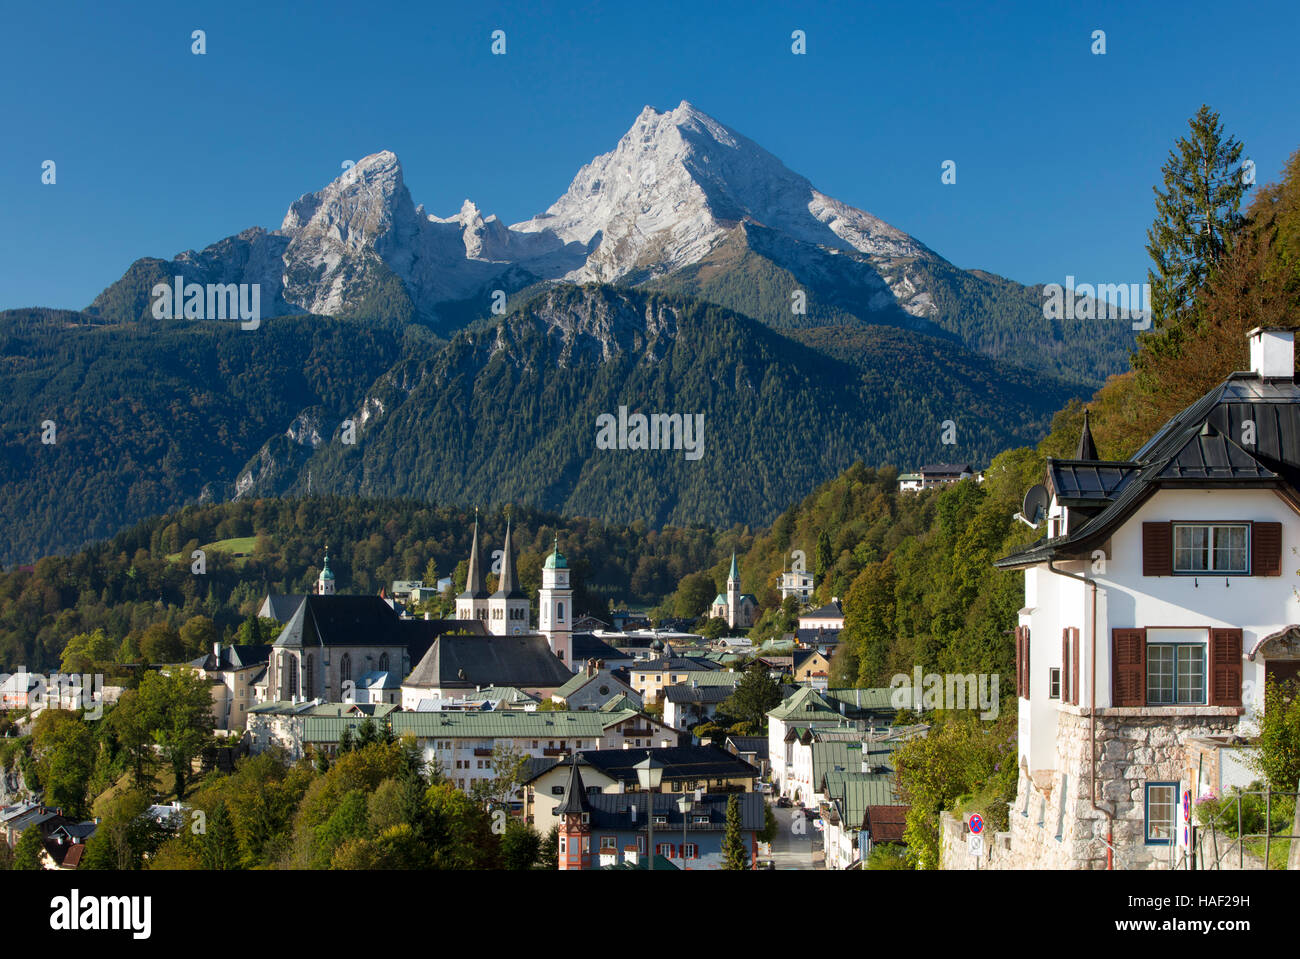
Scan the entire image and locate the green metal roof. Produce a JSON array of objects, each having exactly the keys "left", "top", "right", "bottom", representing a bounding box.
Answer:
[
  {"left": 302, "top": 708, "right": 646, "bottom": 743},
  {"left": 822, "top": 771, "right": 897, "bottom": 828},
  {"left": 544, "top": 535, "right": 568, "bottom": 569},
  {"left": 767, "top": 687, "right": 840, "bottom": 722}
]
